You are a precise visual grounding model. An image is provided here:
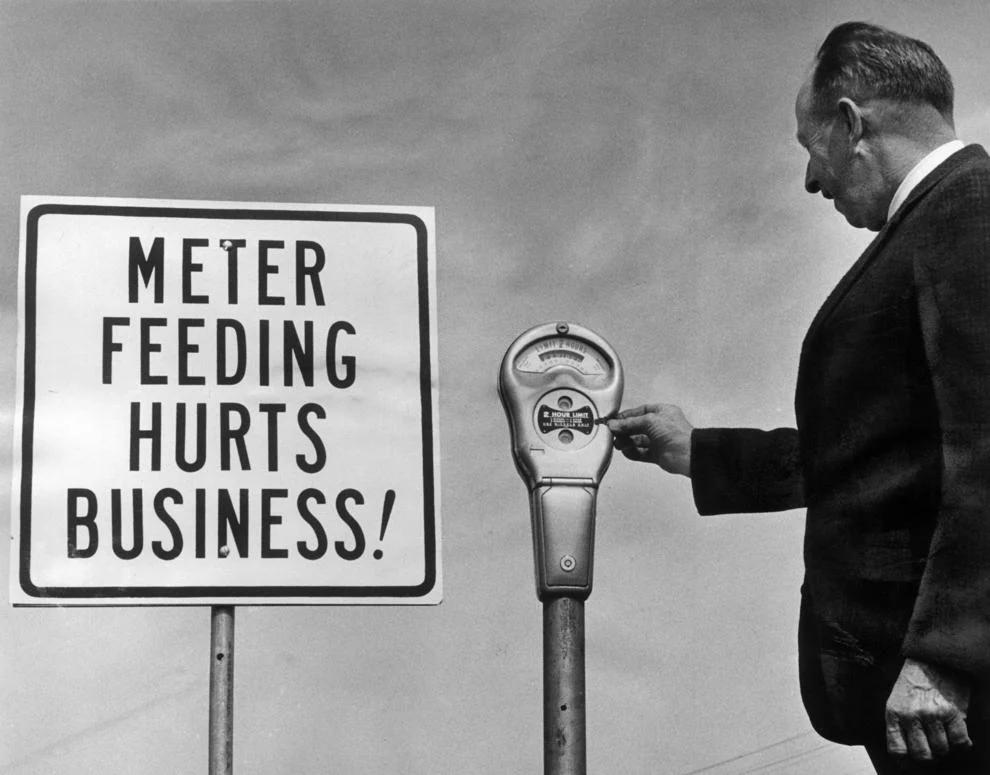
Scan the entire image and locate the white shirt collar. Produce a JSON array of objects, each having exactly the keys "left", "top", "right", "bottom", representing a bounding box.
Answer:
[{"left": 887, "top": 140, "right": 965, "bottom": 221}]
